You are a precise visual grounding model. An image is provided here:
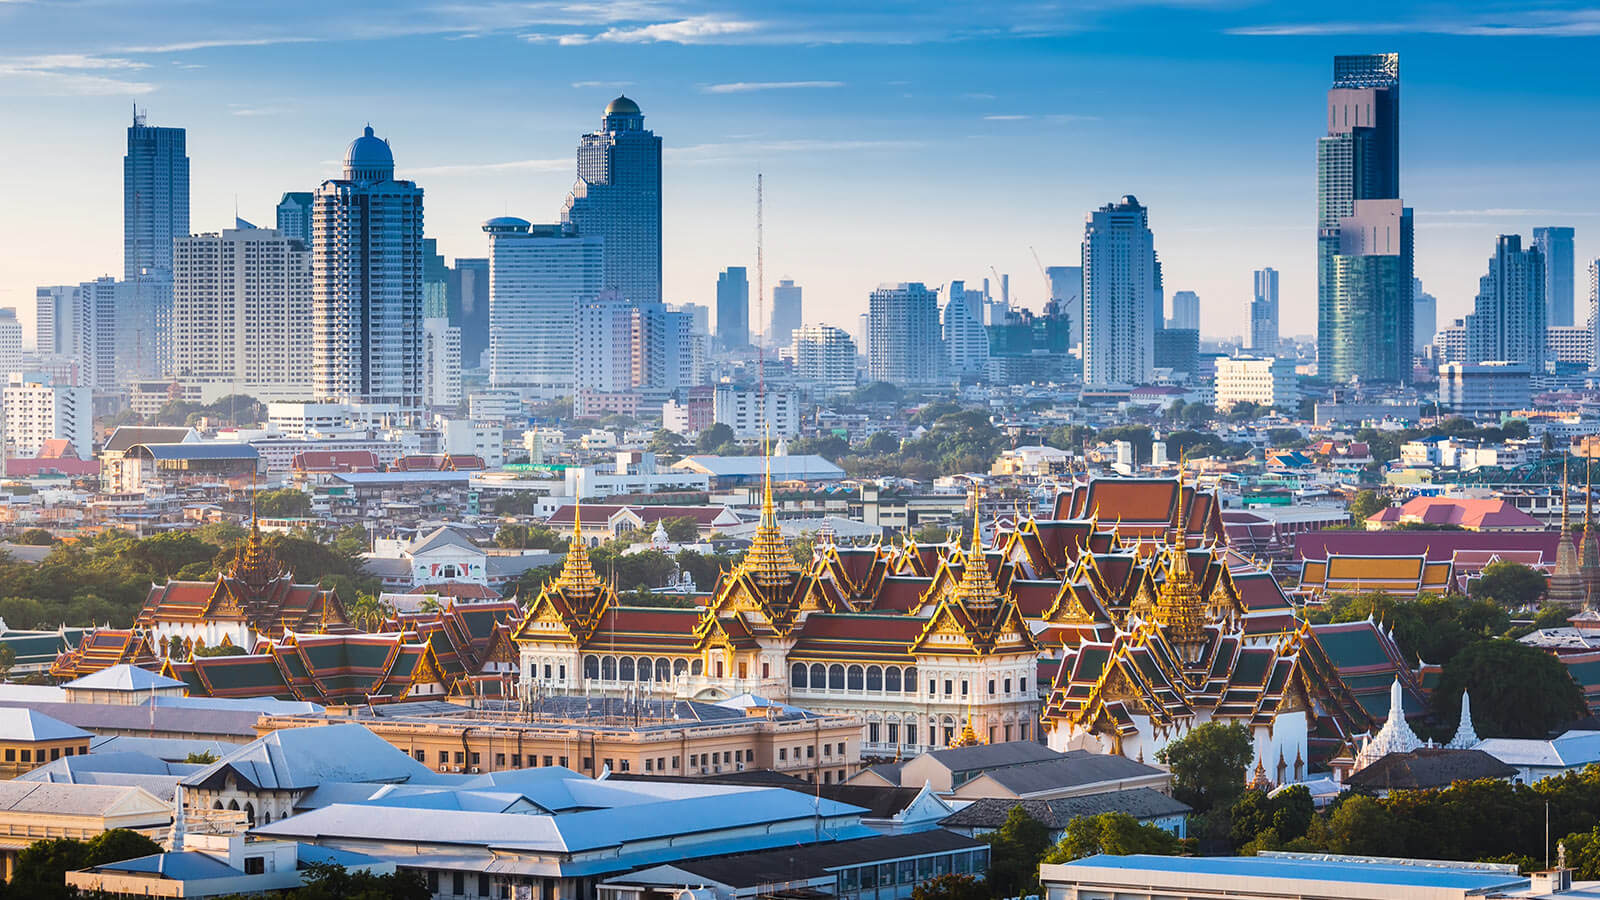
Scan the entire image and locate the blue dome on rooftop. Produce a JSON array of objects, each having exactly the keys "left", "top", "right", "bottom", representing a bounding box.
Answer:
[{"left": 344, "top": 125, "right": 395, "bottom": 180}]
